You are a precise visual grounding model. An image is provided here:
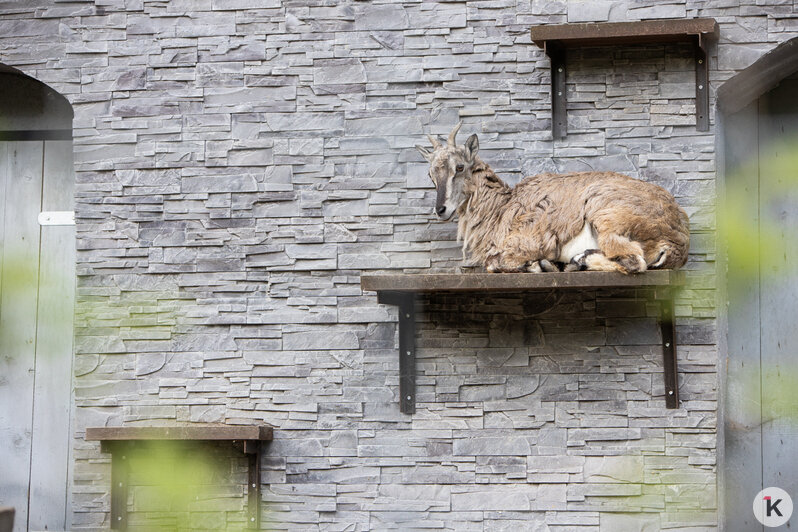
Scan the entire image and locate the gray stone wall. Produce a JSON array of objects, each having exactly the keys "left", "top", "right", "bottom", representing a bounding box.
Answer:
[{"left": 1, "top": 0, "right": 795, "bottom": 529}]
